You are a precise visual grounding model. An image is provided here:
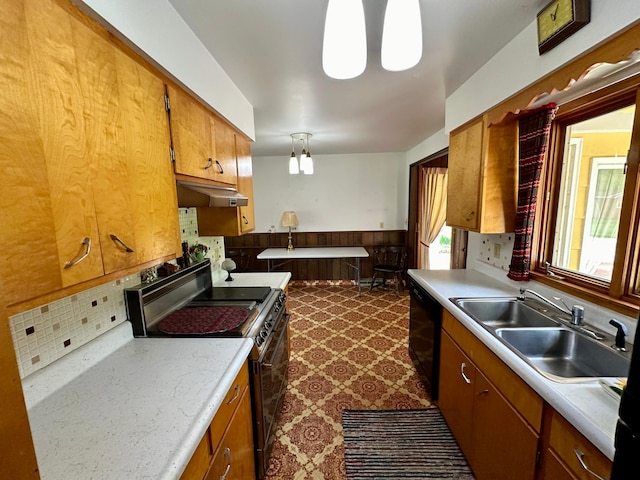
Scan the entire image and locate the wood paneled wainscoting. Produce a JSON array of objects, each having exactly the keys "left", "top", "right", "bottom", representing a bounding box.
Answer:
[{"left": 224, "top": 230, "right": 407, "bottom": 282}]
